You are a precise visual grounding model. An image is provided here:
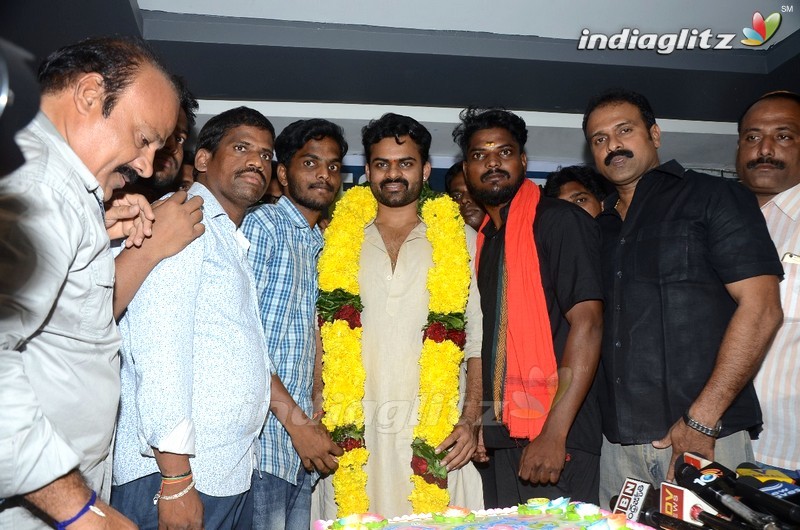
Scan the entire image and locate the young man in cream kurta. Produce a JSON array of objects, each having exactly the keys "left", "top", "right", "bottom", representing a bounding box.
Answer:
[{"left": 313, "top": 113, "right": 484, "bottom": 519}]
